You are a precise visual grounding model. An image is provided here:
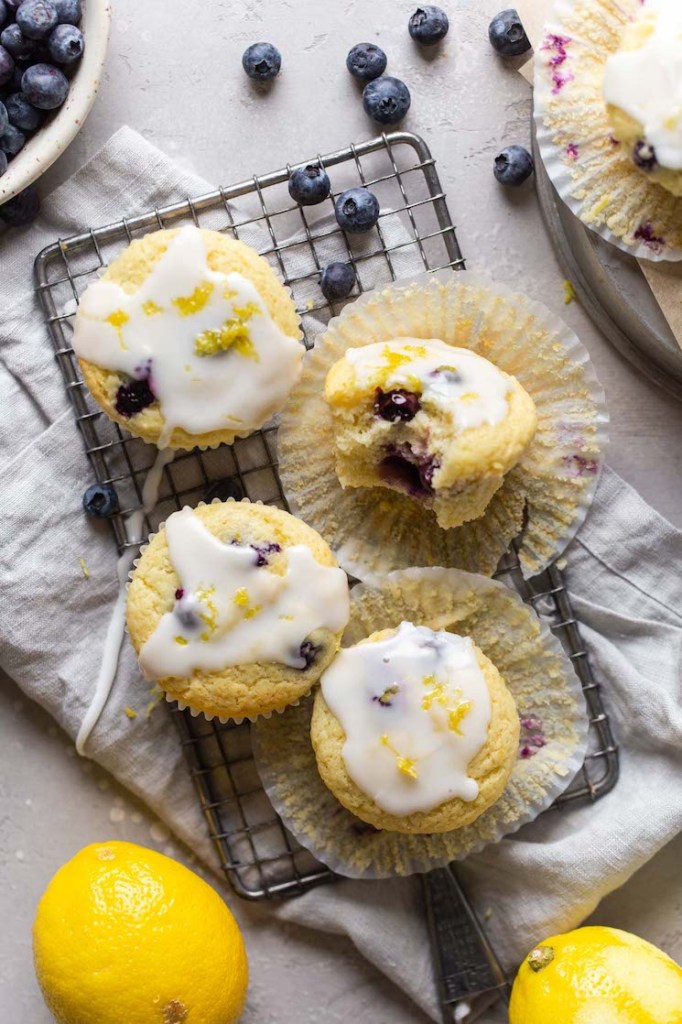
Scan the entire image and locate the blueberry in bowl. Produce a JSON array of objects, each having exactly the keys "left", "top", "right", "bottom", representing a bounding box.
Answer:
[
  {"left": 362, "top": 75, "right": 411, "bottom": 125},
  {"left": 334, "top": 187, "right": 380, "bottom": 233},
  {"left": 346, "top": 42, "right": 387, "bottom": 82}
]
